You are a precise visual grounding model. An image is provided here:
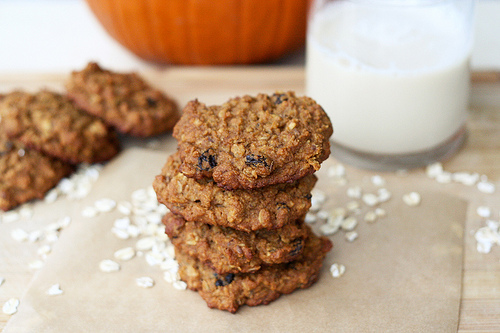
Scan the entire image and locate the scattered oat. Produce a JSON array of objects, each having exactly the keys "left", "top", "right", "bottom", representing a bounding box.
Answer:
[
  {"left": 19, "top": 206, "right": 34, "bottom": 219},
  {"left": 117, "top": 201, "right": 133, "bottom": 215},
  {"left": 2, "top": 298, "right": 20, "bottom": 315},
  {"left": 29, "top": 260, "right": 45, "bottom": 270},
  {"left": 377, "top": 188, "right": 391, "bottom": 202},
  {"left": 173, "top": 280, "right": 187, "bottom": 290},
  {"left": 37, "top": 245, "right": 52, "bottom": 257},
  {"left": 114, "top": 247, "right": 136, "bottom": 261},
  {"left": 44, "top": 189, "right": 59, "bottom": 203},
  {"left": 46, "top": 284, "right": 63, "bottom": 296},
  {"left": 371, "top": 175, "right": 386, "bottom": 186},
  {"left": 364, "top": 211, "right": 377, "bottom": 223},
  {"left": 0, "top": 277, "right": 5, "bottom": 287},
  {"left": 477, "top": 181, "right": 495, "bottom": 194},
  {"left": 99, "top": 259, "right": 121, "bottom": 272},
  {"left": 136, "top": 276, "right": 155, "bottom": 288},
  {"left": 2, "top": 211, "right": 20, "bottom": 223},
  {"left": 345, "top": 231, "right": 358, "bottom": 242},
  {"left": 374, "top": 208, "right": 386, "bottom": 217},
  {"left": 316, "top": 210, "right": 329, "bottom": 220},
  {"left": 346, "top": 200, "right": 360, "bottom": 212},
  {"left": 436, "top": 172, "right": 452, "bottom": 184},
  {"left": 94, "top": 198, "right": 117, "bottom": 213},
  {"left": 341, "top": 216, "right": 357, "bottom": 231},
  {"left": 453, "top": 172, "right": 479, "bottom": 186},
  {"left": 347, "top": 186, "right": 362, "bottom": 199},
  {"left": 136, "top": 237, "right": 156, "bottom": 251},
  {"left": 11, "top": 228, "right": 29, "bottom": 242},
  {"left": 320, "top": 223, "right": 340, "bottom": 236},
  {"left": 28, "top": 230, "right": 44, "bottom": 243},
  {"left": 81, "top": 206, "right": 98, "bottom": 218},
  {"left": 426, "top": 162, "right": 443, "bottom": 178},
  {"left": 402, "top": 192, "right": 421, "bottom": 206},
  {"left": 362, "top": 193, "right": 379, "bottom": 207},
  {"left": 330, "top": 263, "right": 346, "bottom": 278},
  {"left": 477, "top": 206, "right": 491, "bottom": 218},
  {"left": 305, "top": 213, "right": 317, "bottom": 224},
  {"left": 310, "top": 189, "right": 327, "bottom": 211}
]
